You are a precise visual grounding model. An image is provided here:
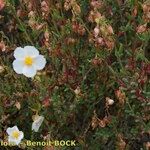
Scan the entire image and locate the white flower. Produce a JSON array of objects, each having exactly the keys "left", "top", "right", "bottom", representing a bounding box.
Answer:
[
  {"left": 32, "top": 115, "right": 44, "bottom": 132},
  {"left": 6, "top": 126, "right": 24, "bottom": 145},
  {"left": 13, "top": 46, "right": 46, "bottom": 78}
]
